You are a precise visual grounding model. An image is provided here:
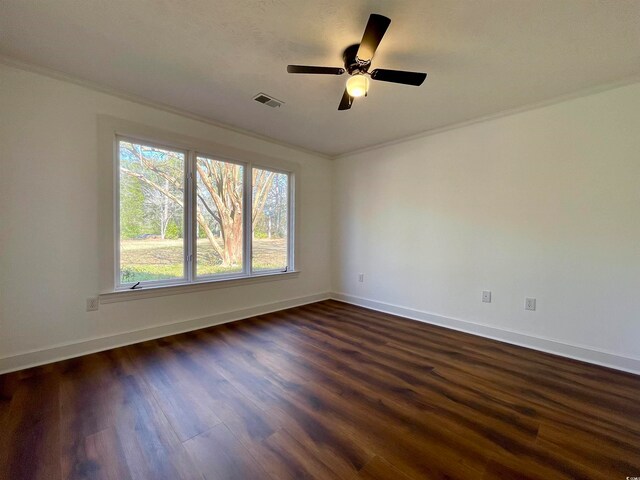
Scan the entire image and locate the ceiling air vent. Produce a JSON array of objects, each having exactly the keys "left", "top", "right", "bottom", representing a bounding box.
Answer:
[{"left": 253, "top": 93, "right": 284, "bottom": 108}]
